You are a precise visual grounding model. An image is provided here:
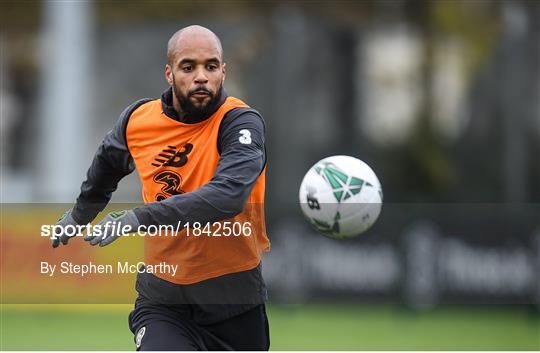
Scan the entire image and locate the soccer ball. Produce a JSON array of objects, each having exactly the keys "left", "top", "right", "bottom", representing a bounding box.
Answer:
[{"left": 299, "top": 155, "right": 383, "bottom": 238}]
